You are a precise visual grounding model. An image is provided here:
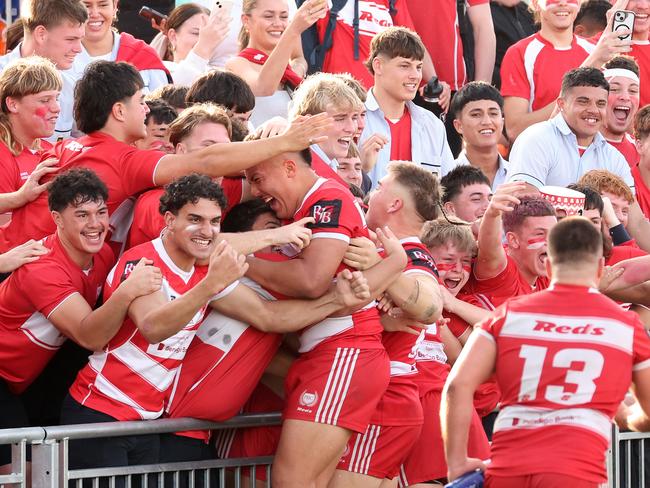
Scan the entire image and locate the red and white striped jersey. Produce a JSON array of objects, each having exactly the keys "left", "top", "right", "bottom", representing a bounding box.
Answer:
[
  {"left": 0, "top": 233, "right": 114, "bottom": 394},
  {"left": 479, "top": 283, "right": 650, "bottom": 482},
  {"left": 287, "top": 177, "right": 383, "bottom": 353},
  {"left": 500, "top": 33, "right": 595, "bottom": 111},
  {"left": 69, "top": 238, "right": 237, "bottom": 420}
]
